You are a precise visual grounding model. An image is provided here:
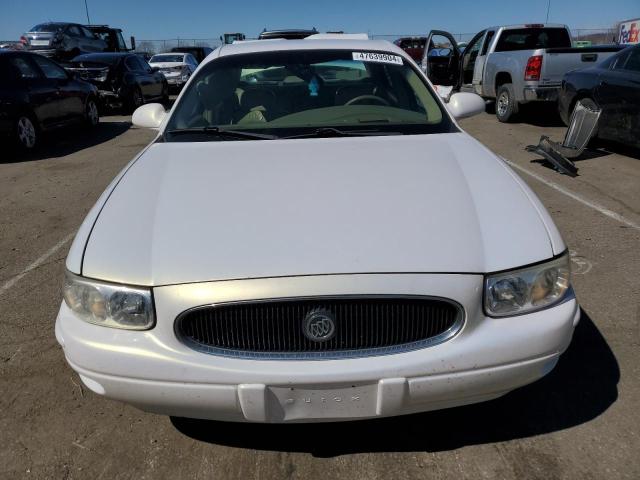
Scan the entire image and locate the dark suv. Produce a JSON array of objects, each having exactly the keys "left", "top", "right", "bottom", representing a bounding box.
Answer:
[{"left": 21, "top": 22, "right": 107, "bottom": 62}]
